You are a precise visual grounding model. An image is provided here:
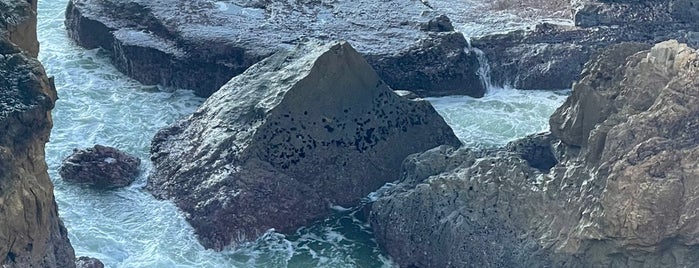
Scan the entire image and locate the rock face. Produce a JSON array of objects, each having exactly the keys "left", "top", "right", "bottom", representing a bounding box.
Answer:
[
  {"left": 0, "top": 0, "right": 39, "bottom": 57},
  {"left": 64, "top": 0, "right": 485, "bottom": 98},
  {"left": 148, "top": 41, "right": 461, "bottom": 250},
  {"left": 0, "top": 2, "right": 77, "bottom": 266},
  {"left": 59, "top": 145, "right": 141, "bottom": 188},
  {"left": 370, "top": 40, "right": 699, "bottom": 267},
  {"left": 472, "top": 0, "right": 698, "bottom": 90},
  {"left": 75, "top": 256, "right": 104, "bottom": 268}
]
